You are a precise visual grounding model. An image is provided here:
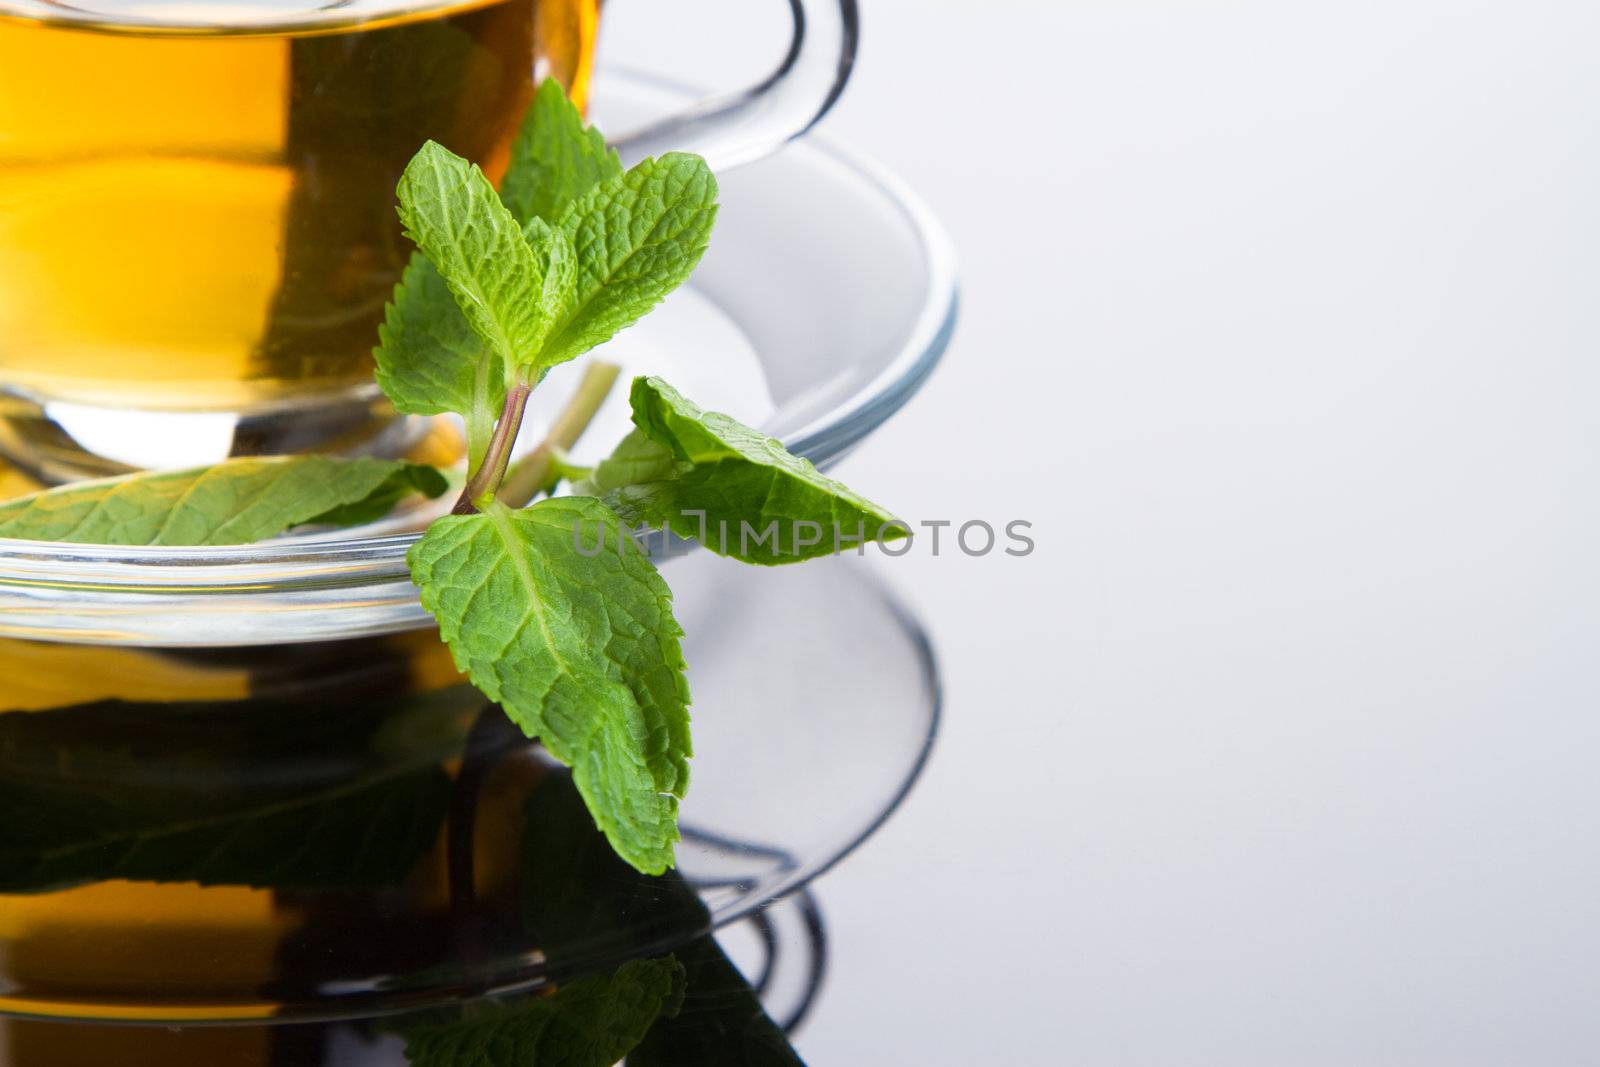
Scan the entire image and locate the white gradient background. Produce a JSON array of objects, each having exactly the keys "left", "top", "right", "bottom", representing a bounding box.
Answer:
[{"left": 605, "top": 3, "right": 1600, "bottom": 1063}]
